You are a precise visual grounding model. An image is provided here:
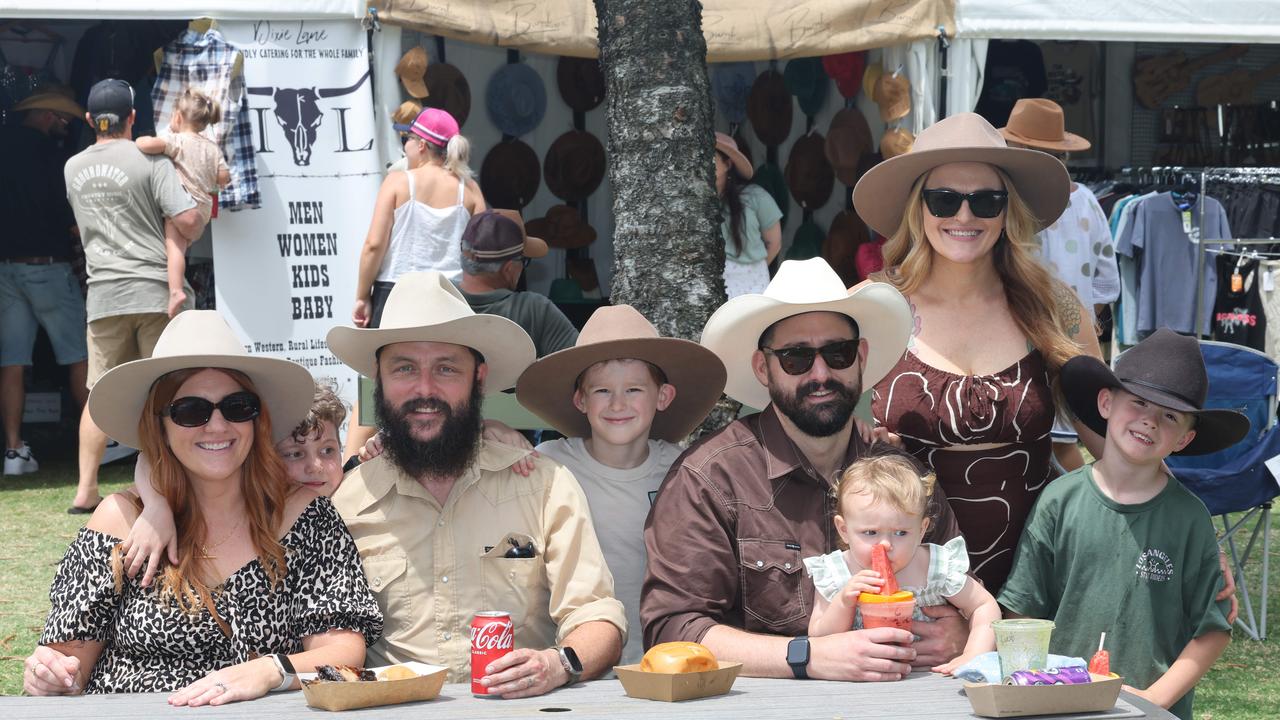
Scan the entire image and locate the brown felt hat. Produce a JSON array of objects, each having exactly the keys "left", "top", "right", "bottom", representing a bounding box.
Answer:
[
  {"left": 715, "top": 131, "right": 752, "bottom": 179},
  {"left": 826, "top": 108, "right": 873, "bottom": 186},
  {"left": 823, "top": 210, "right": 868, "bottom": 287},
  {"left": 516, "top": 305, "right": 726, "bottom": 442},
  {"left": 999, "top": 98, "right": 1091, "bottom": 153},
  {"left": 880, "top": 126, "right": 914, "bottom": 159},
  {"left": 525, "top": 205, "right": 597, "bottom": 250},
  {"left": 424, "top": 62, "right": 471, "bottom": 128},
  {"left": 748, "top": 69, "right": 793, "bottom": 147},
  {"left": 785, "top": 132, "right": 834, "bottom": 211},
  {"left": 395, "top": 47, "right": 429, "bottom": 99},
  {"left": 13, "top": 91, "right": 86, "bottom": 120},
  {"left": 874, "top": 71, "right": 911, "bottom": 123},
  {"left": 556, "top": 56, "right": 606, "bottom": 113},
  {"left": 480, "top": 138, "right": 541, "bottom": 210},
  {"left": 853, "top": 113, "right": 1069, "bottom": 238},
  {"left": 544, "top": 130, "right": 606, "bottom": 202}
]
